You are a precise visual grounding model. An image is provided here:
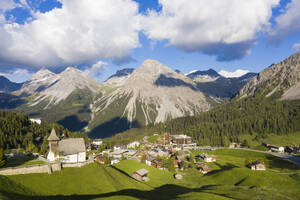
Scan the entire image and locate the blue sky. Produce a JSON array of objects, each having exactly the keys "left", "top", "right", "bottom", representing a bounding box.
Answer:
[{"left": 0, "top": 0, "right": 299, "bottom": 82}]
